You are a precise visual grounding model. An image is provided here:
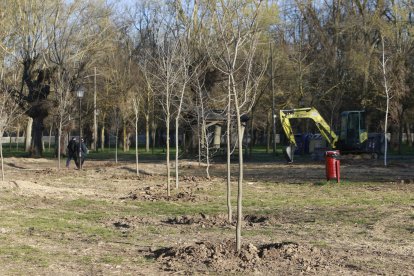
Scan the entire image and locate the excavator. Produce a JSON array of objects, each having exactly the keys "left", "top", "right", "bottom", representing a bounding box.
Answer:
[{"left": 279, "top": 107, "right": 384, "bottom": 162}]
